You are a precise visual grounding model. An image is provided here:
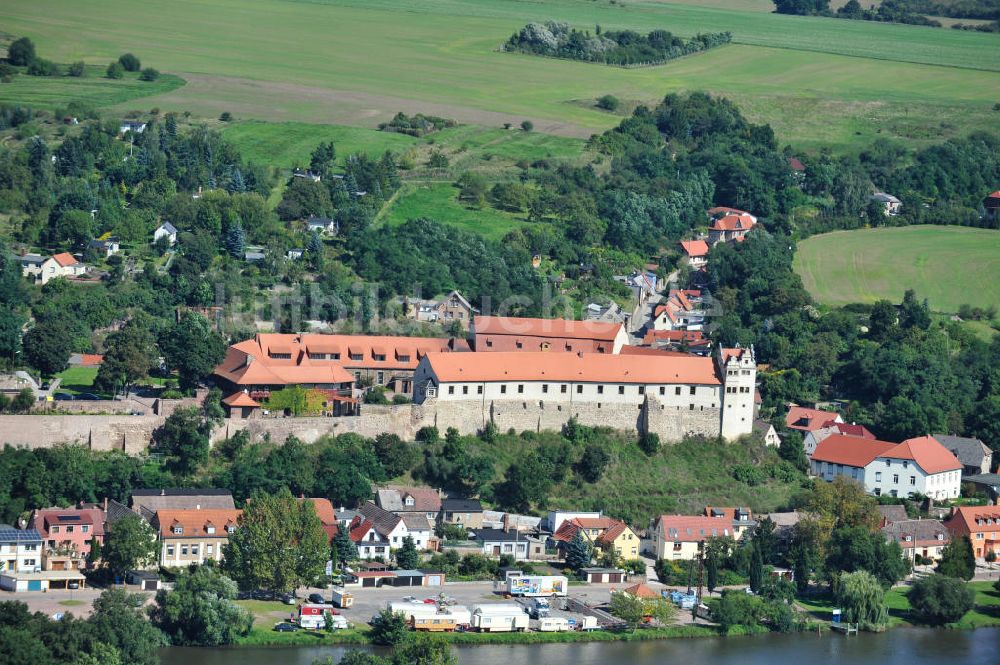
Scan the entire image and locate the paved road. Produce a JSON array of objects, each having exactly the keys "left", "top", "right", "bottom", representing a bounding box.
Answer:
[{"left": 4, "top": 584, "right": 155, "bottom": 618}]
